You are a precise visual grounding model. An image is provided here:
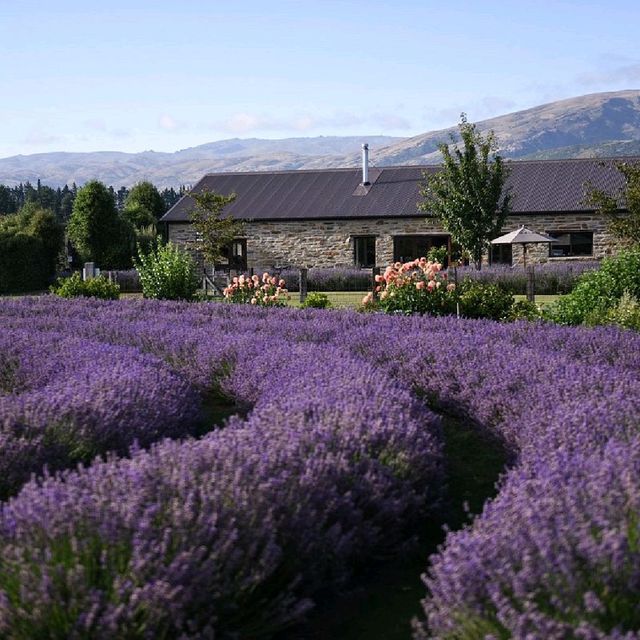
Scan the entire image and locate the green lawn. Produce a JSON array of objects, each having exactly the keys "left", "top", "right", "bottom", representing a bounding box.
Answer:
[
  {"left": 286, "top": 292, "right": 562, "bottom": 310},
  {"left": 513, "top": 294, "right": 560, "bottom": 307}
]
